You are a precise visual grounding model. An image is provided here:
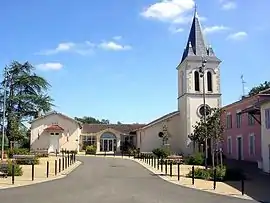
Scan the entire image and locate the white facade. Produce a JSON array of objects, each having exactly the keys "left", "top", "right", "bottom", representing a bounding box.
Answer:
[
  {"left": 30, "top": 112, "right": 82, "bottom": 153},
  {"left": 177, "top": 59, "right": 221, "bottom": 154},
  {"left": 260, "top": 101, "right": 270, "bottom": 173}
]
